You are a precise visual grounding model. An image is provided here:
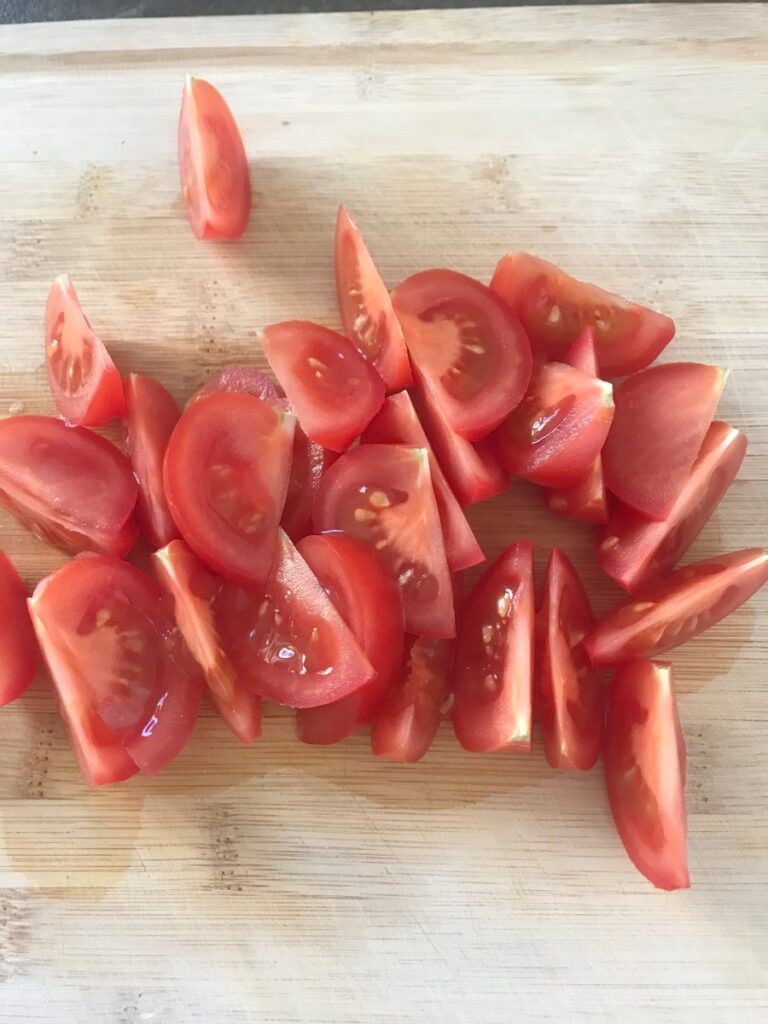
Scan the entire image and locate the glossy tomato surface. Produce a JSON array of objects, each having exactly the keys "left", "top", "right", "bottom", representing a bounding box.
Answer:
[
  {"left": 0, "top": 550, "right": 38, "bottom": 706},
  {"left": 188, "top": 365, "right": 279, "bottom": 407}
]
